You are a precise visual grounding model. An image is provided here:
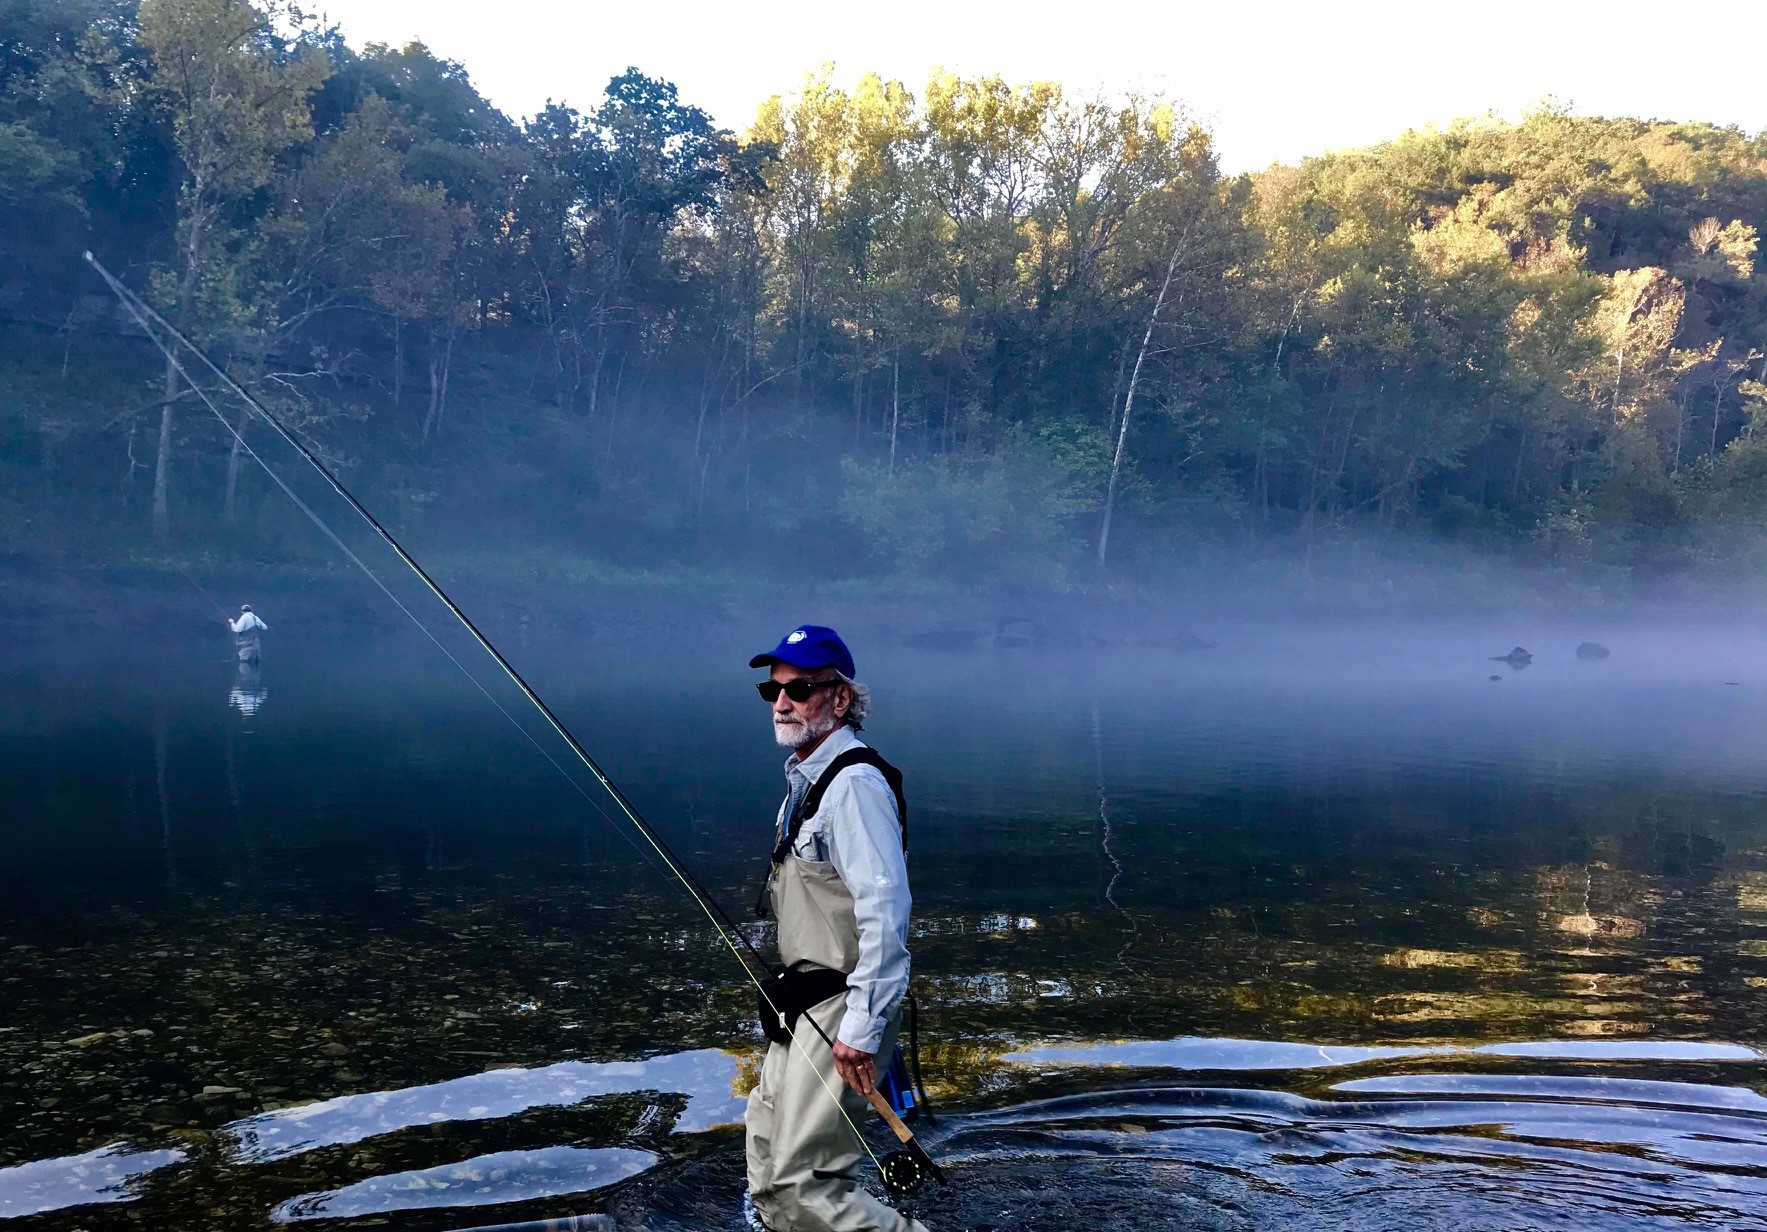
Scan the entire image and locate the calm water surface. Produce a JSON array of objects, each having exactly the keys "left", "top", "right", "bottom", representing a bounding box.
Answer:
[{"left": 4, "top": 616, "right": 1767, "bottom": 1230}]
